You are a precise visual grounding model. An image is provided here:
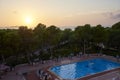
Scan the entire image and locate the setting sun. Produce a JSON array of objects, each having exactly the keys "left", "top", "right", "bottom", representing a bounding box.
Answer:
[{"left": 25, "top": 17, "right": 32, "bottom": 24}]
